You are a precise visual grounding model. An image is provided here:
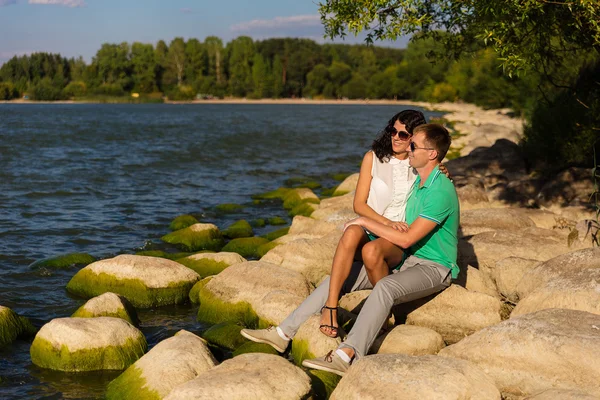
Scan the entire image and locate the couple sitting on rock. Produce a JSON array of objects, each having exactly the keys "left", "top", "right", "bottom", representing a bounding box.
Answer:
[{"left": 242, "top": 110, "right": 460, "bottom": 376}]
